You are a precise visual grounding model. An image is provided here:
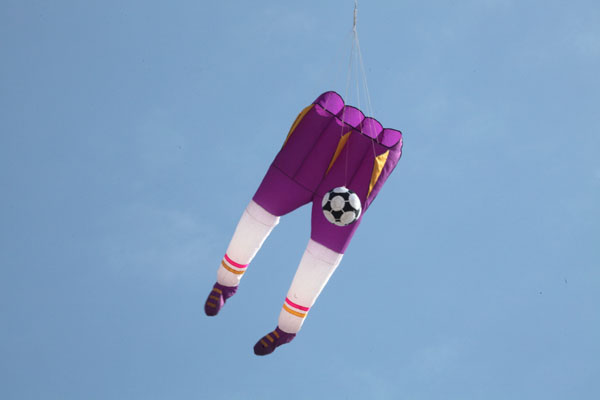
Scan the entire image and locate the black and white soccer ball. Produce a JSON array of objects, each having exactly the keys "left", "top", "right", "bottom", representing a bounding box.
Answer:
[{"left": 321, "top": 187, "right": 362, "bottom": 227}]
